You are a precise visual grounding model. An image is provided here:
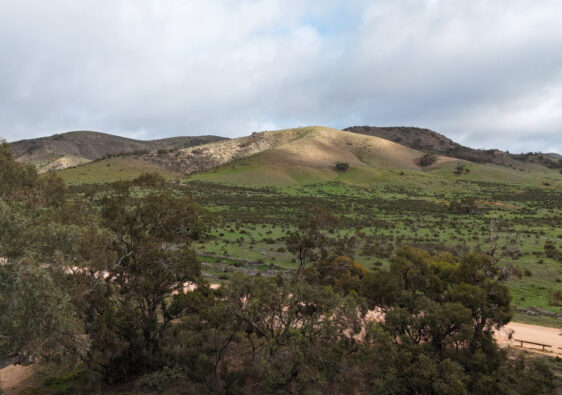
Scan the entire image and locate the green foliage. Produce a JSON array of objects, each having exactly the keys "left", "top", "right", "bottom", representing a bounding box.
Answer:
[
  {"left": 132, "top": 172, "right": 166, "bottom": 189},
  {"left": 354, "top": 247, "right": 534, "bottom": 393},
  {"left": 0, "top": 140, "right": 39, "bottom": 201},
  {"left": 449, "top": 197, "right": 477, "bottom": 214},
  {"left": 0, "top": 142, "right": 89, "bottom": 366},
  {"left": 73, "top": 185, "right": 210, "bottom": 382},
  {"left": 454, "top": 163, "right": 470, "bottom": 175},
  {"left": 0, "top": 262, "right": 88, "bottom": 364},
  {"left": 418, "top": 153, "right": 438, "bottom": 167},
  {"left": 285, "top": 206, "right": 335, "bottom": 273},
  {"left": 219, "top": 275, "right": 365, "bottom": 393},
  {"left": 335, "top": 161, "right": 350, "bottom": 171}
]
